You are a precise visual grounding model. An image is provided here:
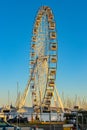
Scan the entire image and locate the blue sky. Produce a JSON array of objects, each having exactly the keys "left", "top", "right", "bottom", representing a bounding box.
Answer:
[{"left": 0, "top": 0, "right": 87, "bottom": 106}]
